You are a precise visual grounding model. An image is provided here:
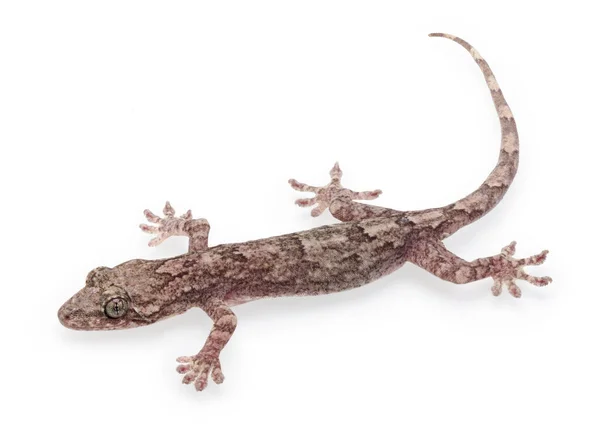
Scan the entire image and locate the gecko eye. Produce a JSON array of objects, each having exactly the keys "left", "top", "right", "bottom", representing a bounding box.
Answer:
[{"left": 104, "top": 297, "right": 129, "bottom": 319}]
